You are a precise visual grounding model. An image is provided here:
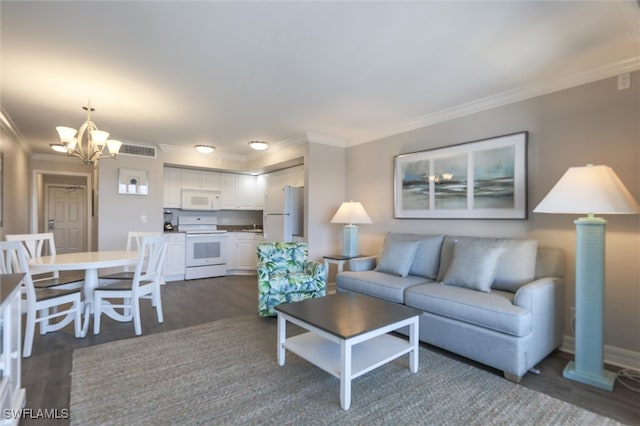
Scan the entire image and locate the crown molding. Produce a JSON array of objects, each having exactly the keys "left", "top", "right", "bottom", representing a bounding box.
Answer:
[
  {"left": 352, "top": 57, "right": 640, "bottom": 147},
  {"left": 306, "top": 132, "right": 348, "bottom": 148}
]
